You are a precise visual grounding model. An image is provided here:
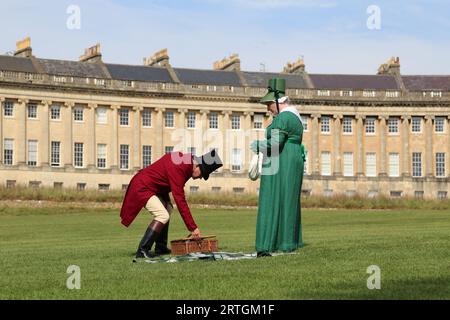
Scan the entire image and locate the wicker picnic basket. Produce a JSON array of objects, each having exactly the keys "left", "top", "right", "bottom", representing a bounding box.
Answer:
[{"left": 170, "top": 235, "right": 218, "bottom": 256}]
